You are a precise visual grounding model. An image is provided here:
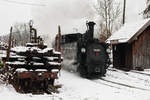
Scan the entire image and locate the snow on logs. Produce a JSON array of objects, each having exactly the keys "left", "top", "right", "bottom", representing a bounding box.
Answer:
[{"left": 2, "top": 44, "right": 63, "bottom": 71}]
